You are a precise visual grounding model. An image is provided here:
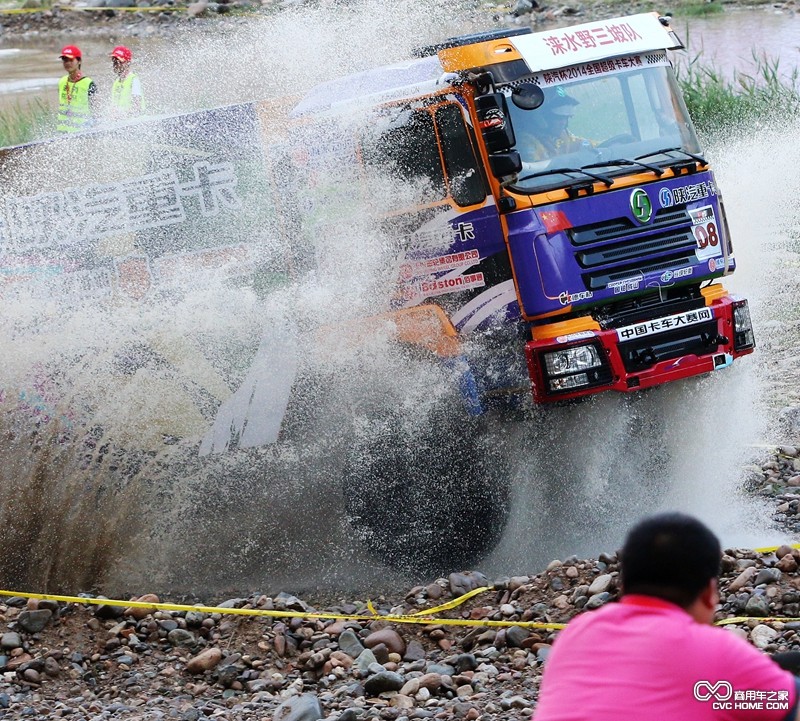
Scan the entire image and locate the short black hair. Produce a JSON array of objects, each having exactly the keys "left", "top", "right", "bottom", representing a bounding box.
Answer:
[{"left": 621, "top": 512, "right": 721, "bottom": 608}]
